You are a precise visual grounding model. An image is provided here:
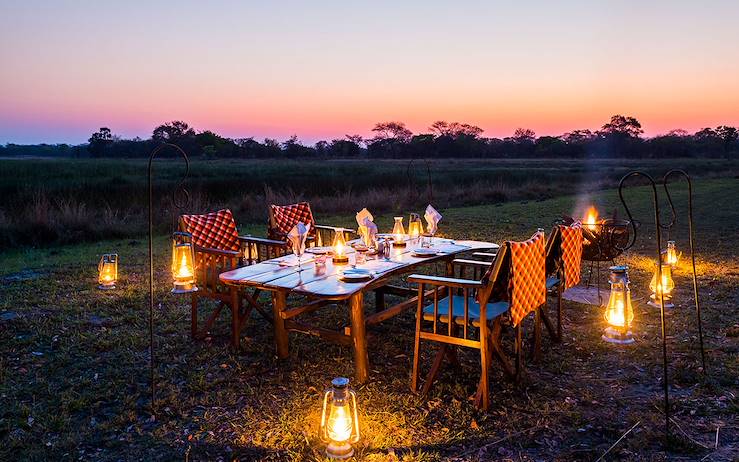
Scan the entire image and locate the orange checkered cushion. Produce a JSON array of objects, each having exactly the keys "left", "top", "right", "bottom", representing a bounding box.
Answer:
[
  {"left": 270, "top": 202, "right": 315, "bottom": 236},
  {"left": 559, "top": 222, "right": 583, "bottom": 289},
  {"left": 180, "top": 209, "right": 241, "bottom": 252},
  {"left": 508, "top": 231, "right": 546, "bottom": 327}
]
